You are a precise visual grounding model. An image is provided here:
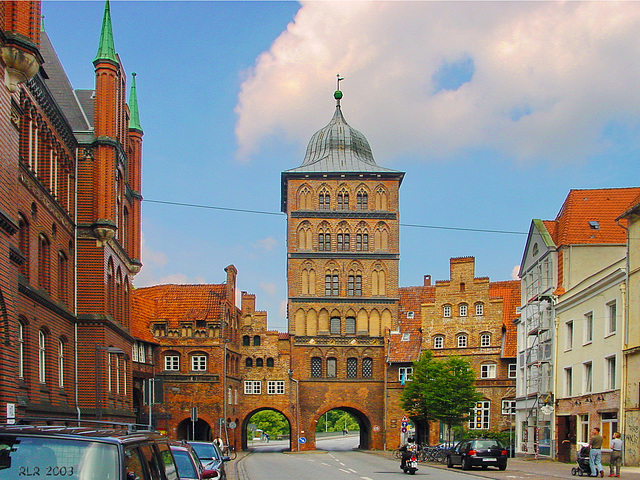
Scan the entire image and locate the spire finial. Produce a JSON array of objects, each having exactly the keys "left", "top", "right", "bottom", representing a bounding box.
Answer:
[
  {"left": 94, "top": 0, "right": 118, "bottom": 65},
  {"left": 334, "top": 74, "right": 344, "bottom": 105},
  {"left": 129, "top": 72, "right": 142, "bottom": 132}
]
